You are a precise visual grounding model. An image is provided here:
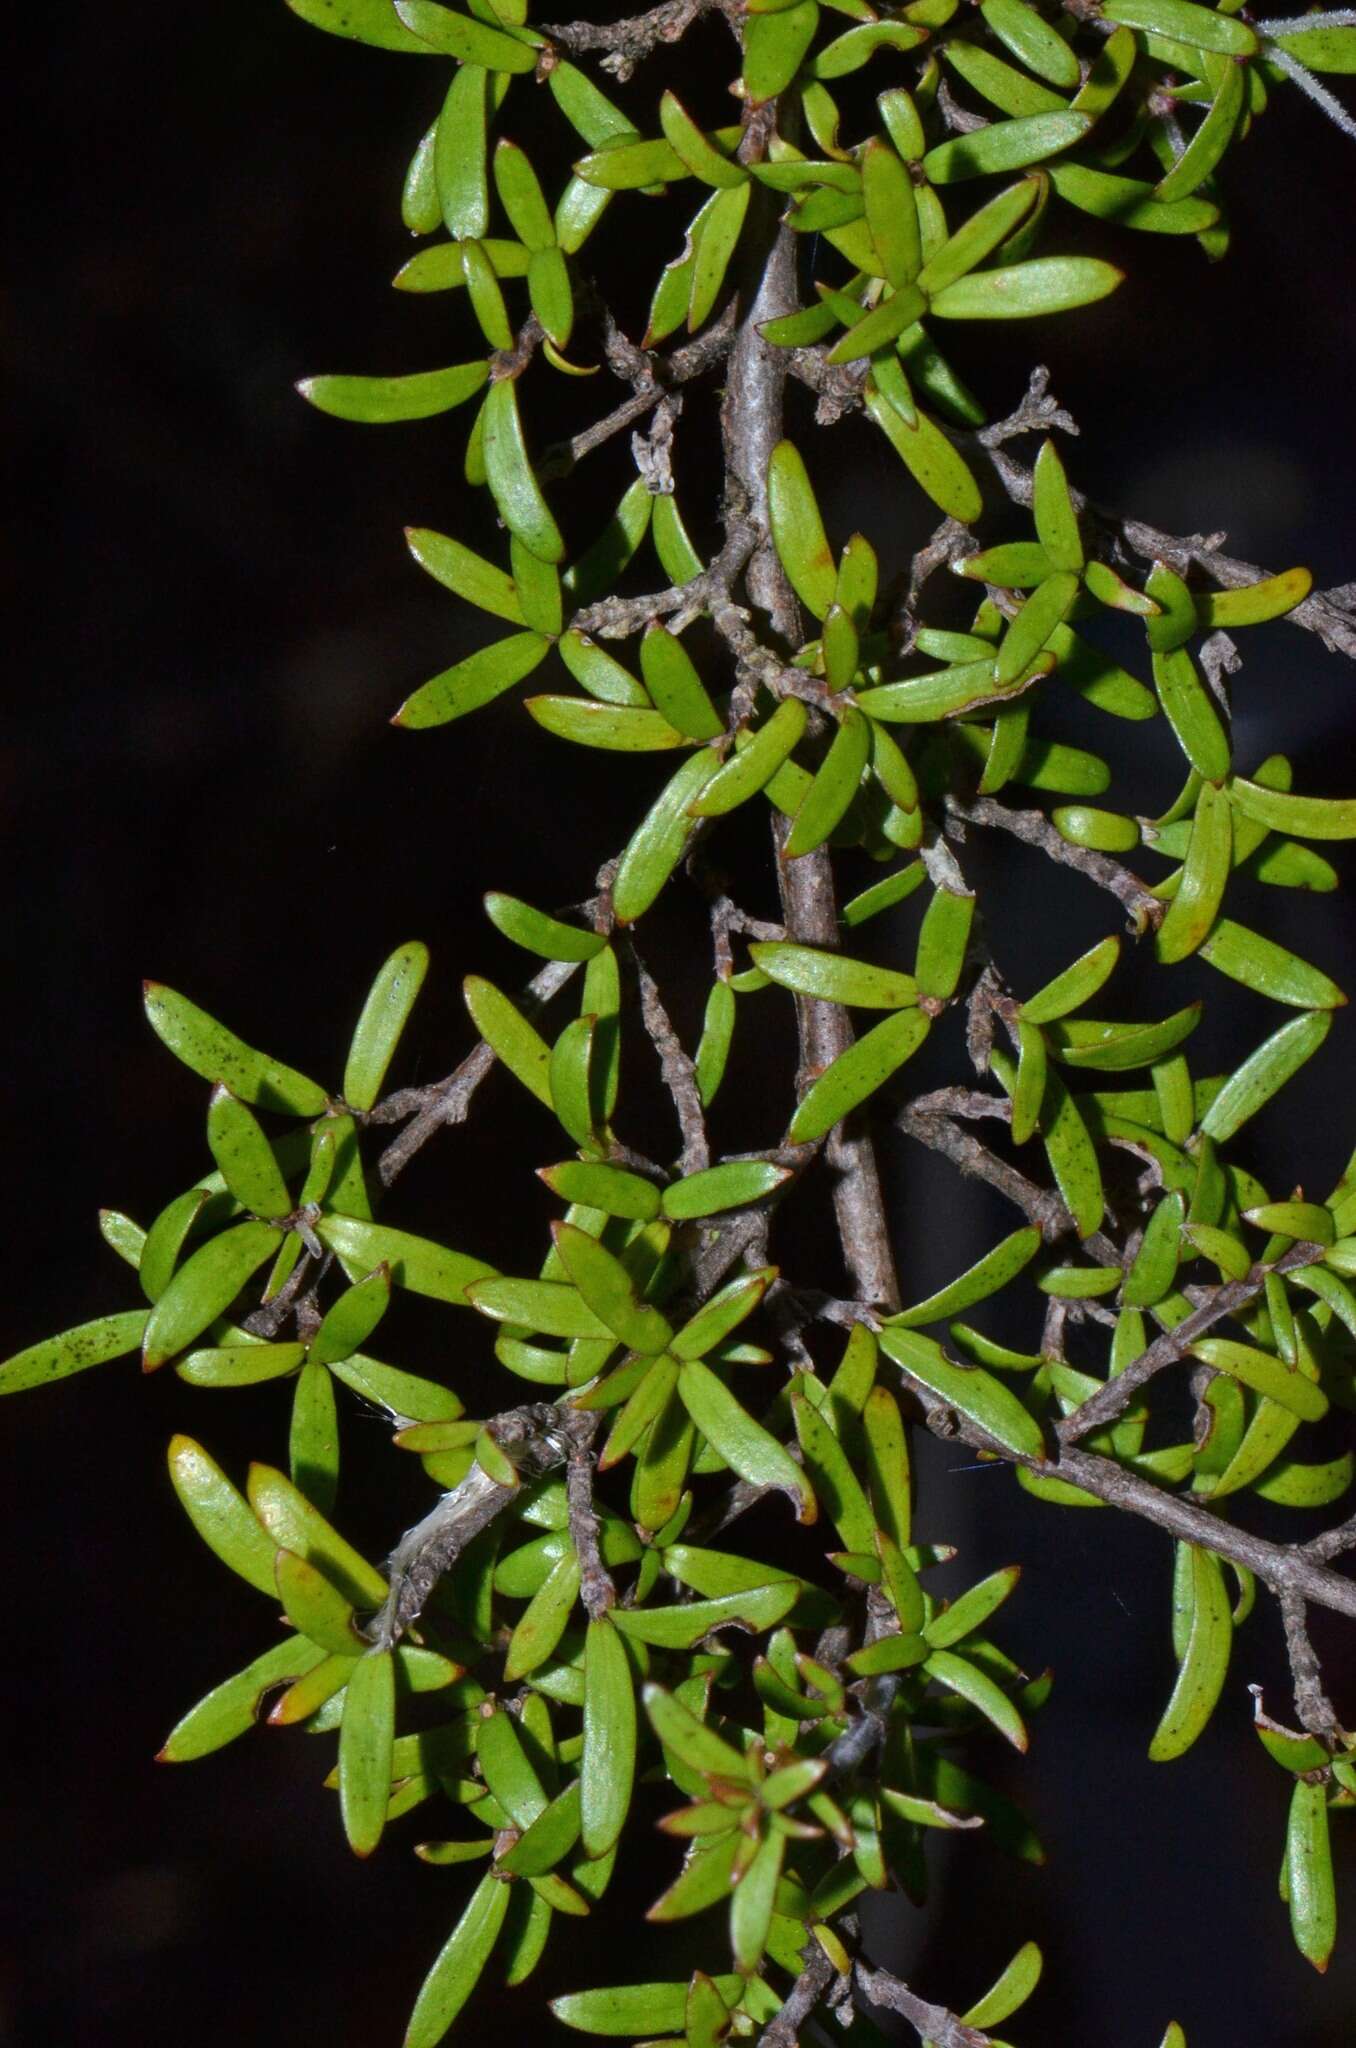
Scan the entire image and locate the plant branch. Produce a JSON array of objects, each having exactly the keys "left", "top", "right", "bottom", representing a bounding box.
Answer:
[
  {"left": 719, "top": 106, "right": 900, "bottom": 1312},
  {"left": 945, "top": 792, "right": 1165, "bottom": 933},
  {"left": 539, "top": 0, "right": 736, "bottom": 77},
  {"left": 1056, "top": 1242, "right": 1325, "bottom": 1443},
  {"left": 855, "top": 1963, "right": 992, "bottom": 2048}
]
